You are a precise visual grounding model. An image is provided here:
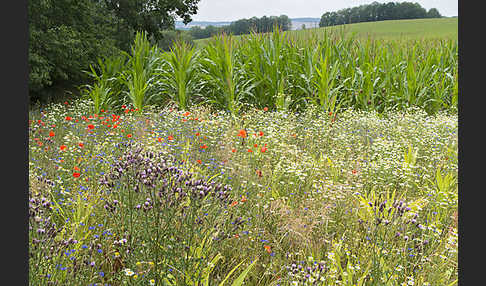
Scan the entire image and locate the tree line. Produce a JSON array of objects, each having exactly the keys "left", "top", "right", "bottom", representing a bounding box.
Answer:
[
  {"left": 319, "top": 1, "right": 442, "bottom": 27},
  {"left": 188, "top": 15, "right": 292, "bottom": 40}
]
